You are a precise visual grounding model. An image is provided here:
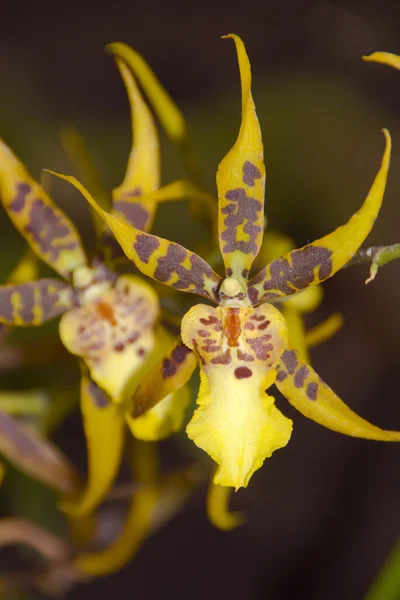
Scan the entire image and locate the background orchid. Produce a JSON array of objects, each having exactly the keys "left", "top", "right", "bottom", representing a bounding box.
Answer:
[{"left": 0, "top": 41, "right": 214, "bottom": 522}]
